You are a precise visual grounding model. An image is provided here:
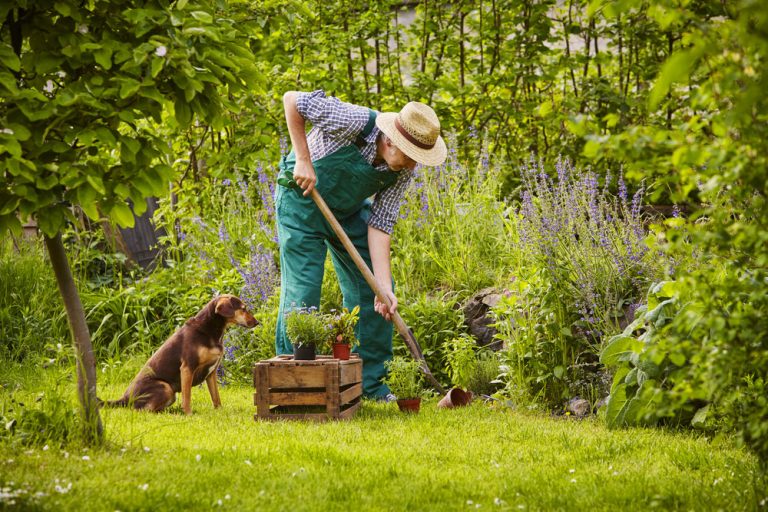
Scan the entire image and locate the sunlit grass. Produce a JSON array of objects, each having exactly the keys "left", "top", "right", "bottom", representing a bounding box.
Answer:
[{"left": 1, "top": 368, "right": 764, "bottom": 511}]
